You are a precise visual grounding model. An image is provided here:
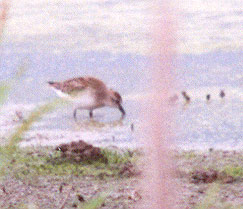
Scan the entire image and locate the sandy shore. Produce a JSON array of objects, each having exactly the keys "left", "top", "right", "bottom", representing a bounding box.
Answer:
[
  {"left": 174, "top": 149, "right": 243, "bottom": 208},
  {"left": 0, "top": 148, "right": 242, "bottom": 209}
]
